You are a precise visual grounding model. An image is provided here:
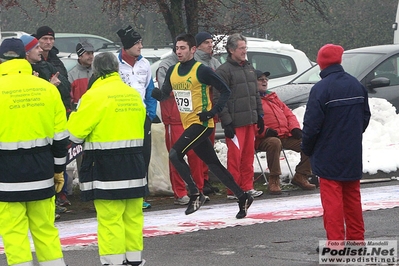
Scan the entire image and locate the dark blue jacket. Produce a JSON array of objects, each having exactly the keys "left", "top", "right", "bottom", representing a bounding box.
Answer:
[{"left": 301, "top": 64, "right": 371, "bottom": 181}]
